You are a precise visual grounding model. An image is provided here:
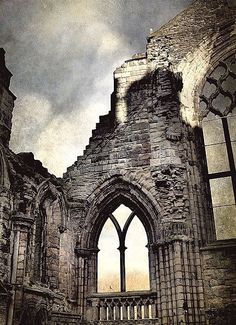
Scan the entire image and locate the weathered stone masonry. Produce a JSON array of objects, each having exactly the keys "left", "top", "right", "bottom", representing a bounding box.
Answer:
[{"left": 0, "top": 0, "right": 236, "bottom": 324}]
